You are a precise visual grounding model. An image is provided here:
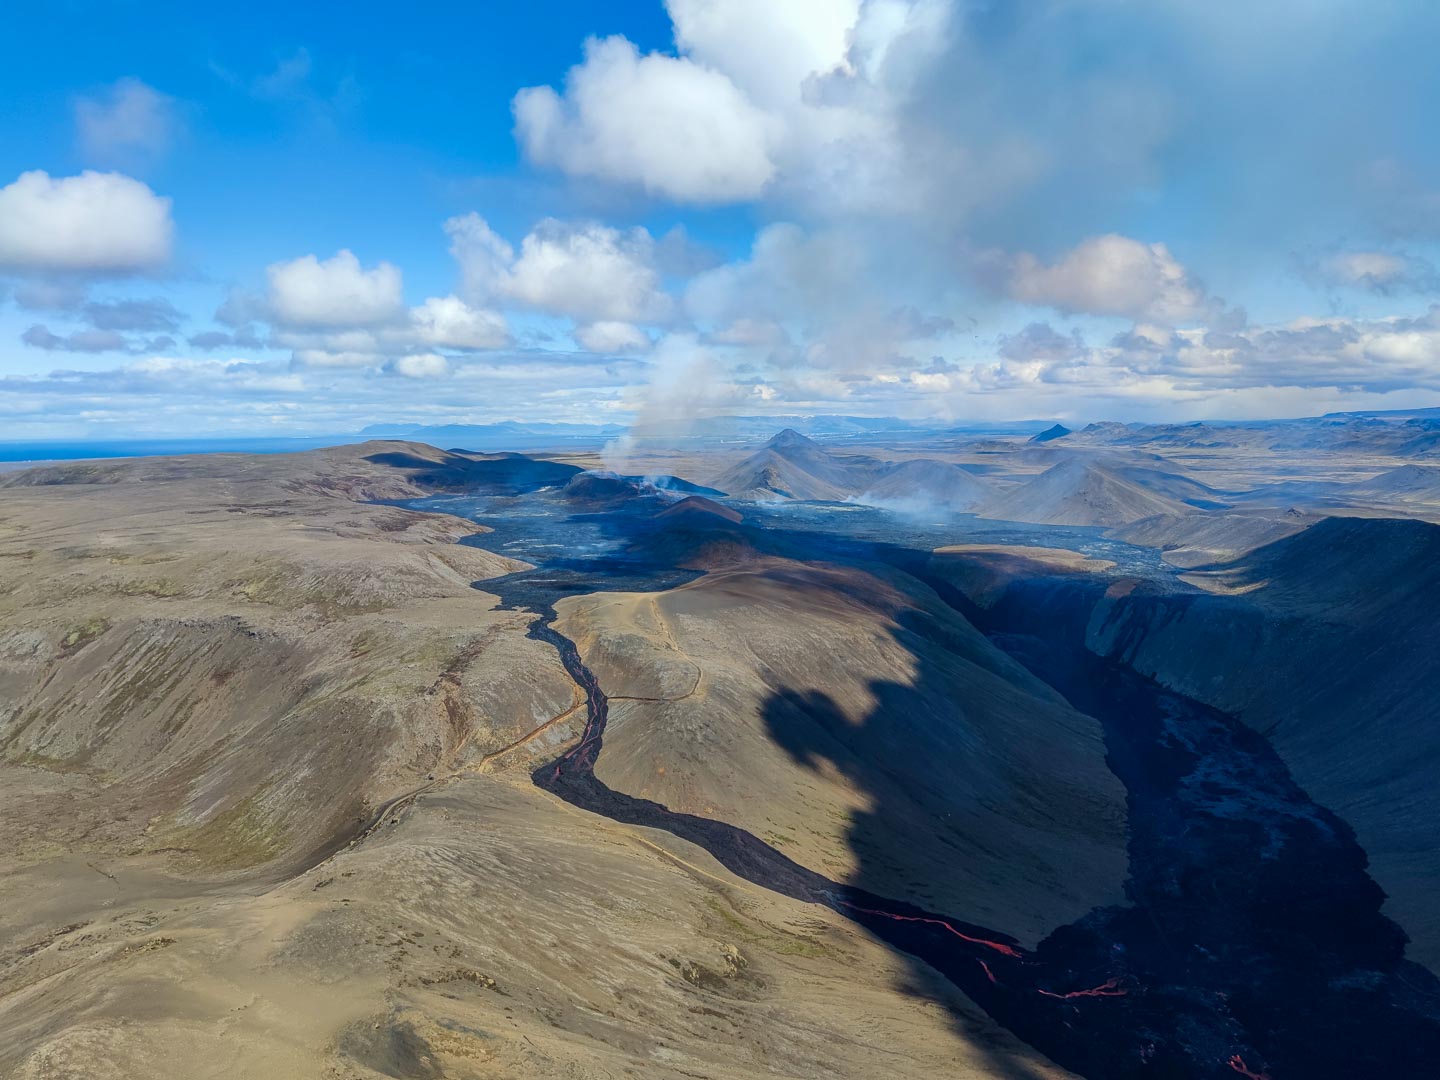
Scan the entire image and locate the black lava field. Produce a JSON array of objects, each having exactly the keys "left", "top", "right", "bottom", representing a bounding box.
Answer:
[{"left": 406, "top": 485, "right": 1440, "bottom": 1079}]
